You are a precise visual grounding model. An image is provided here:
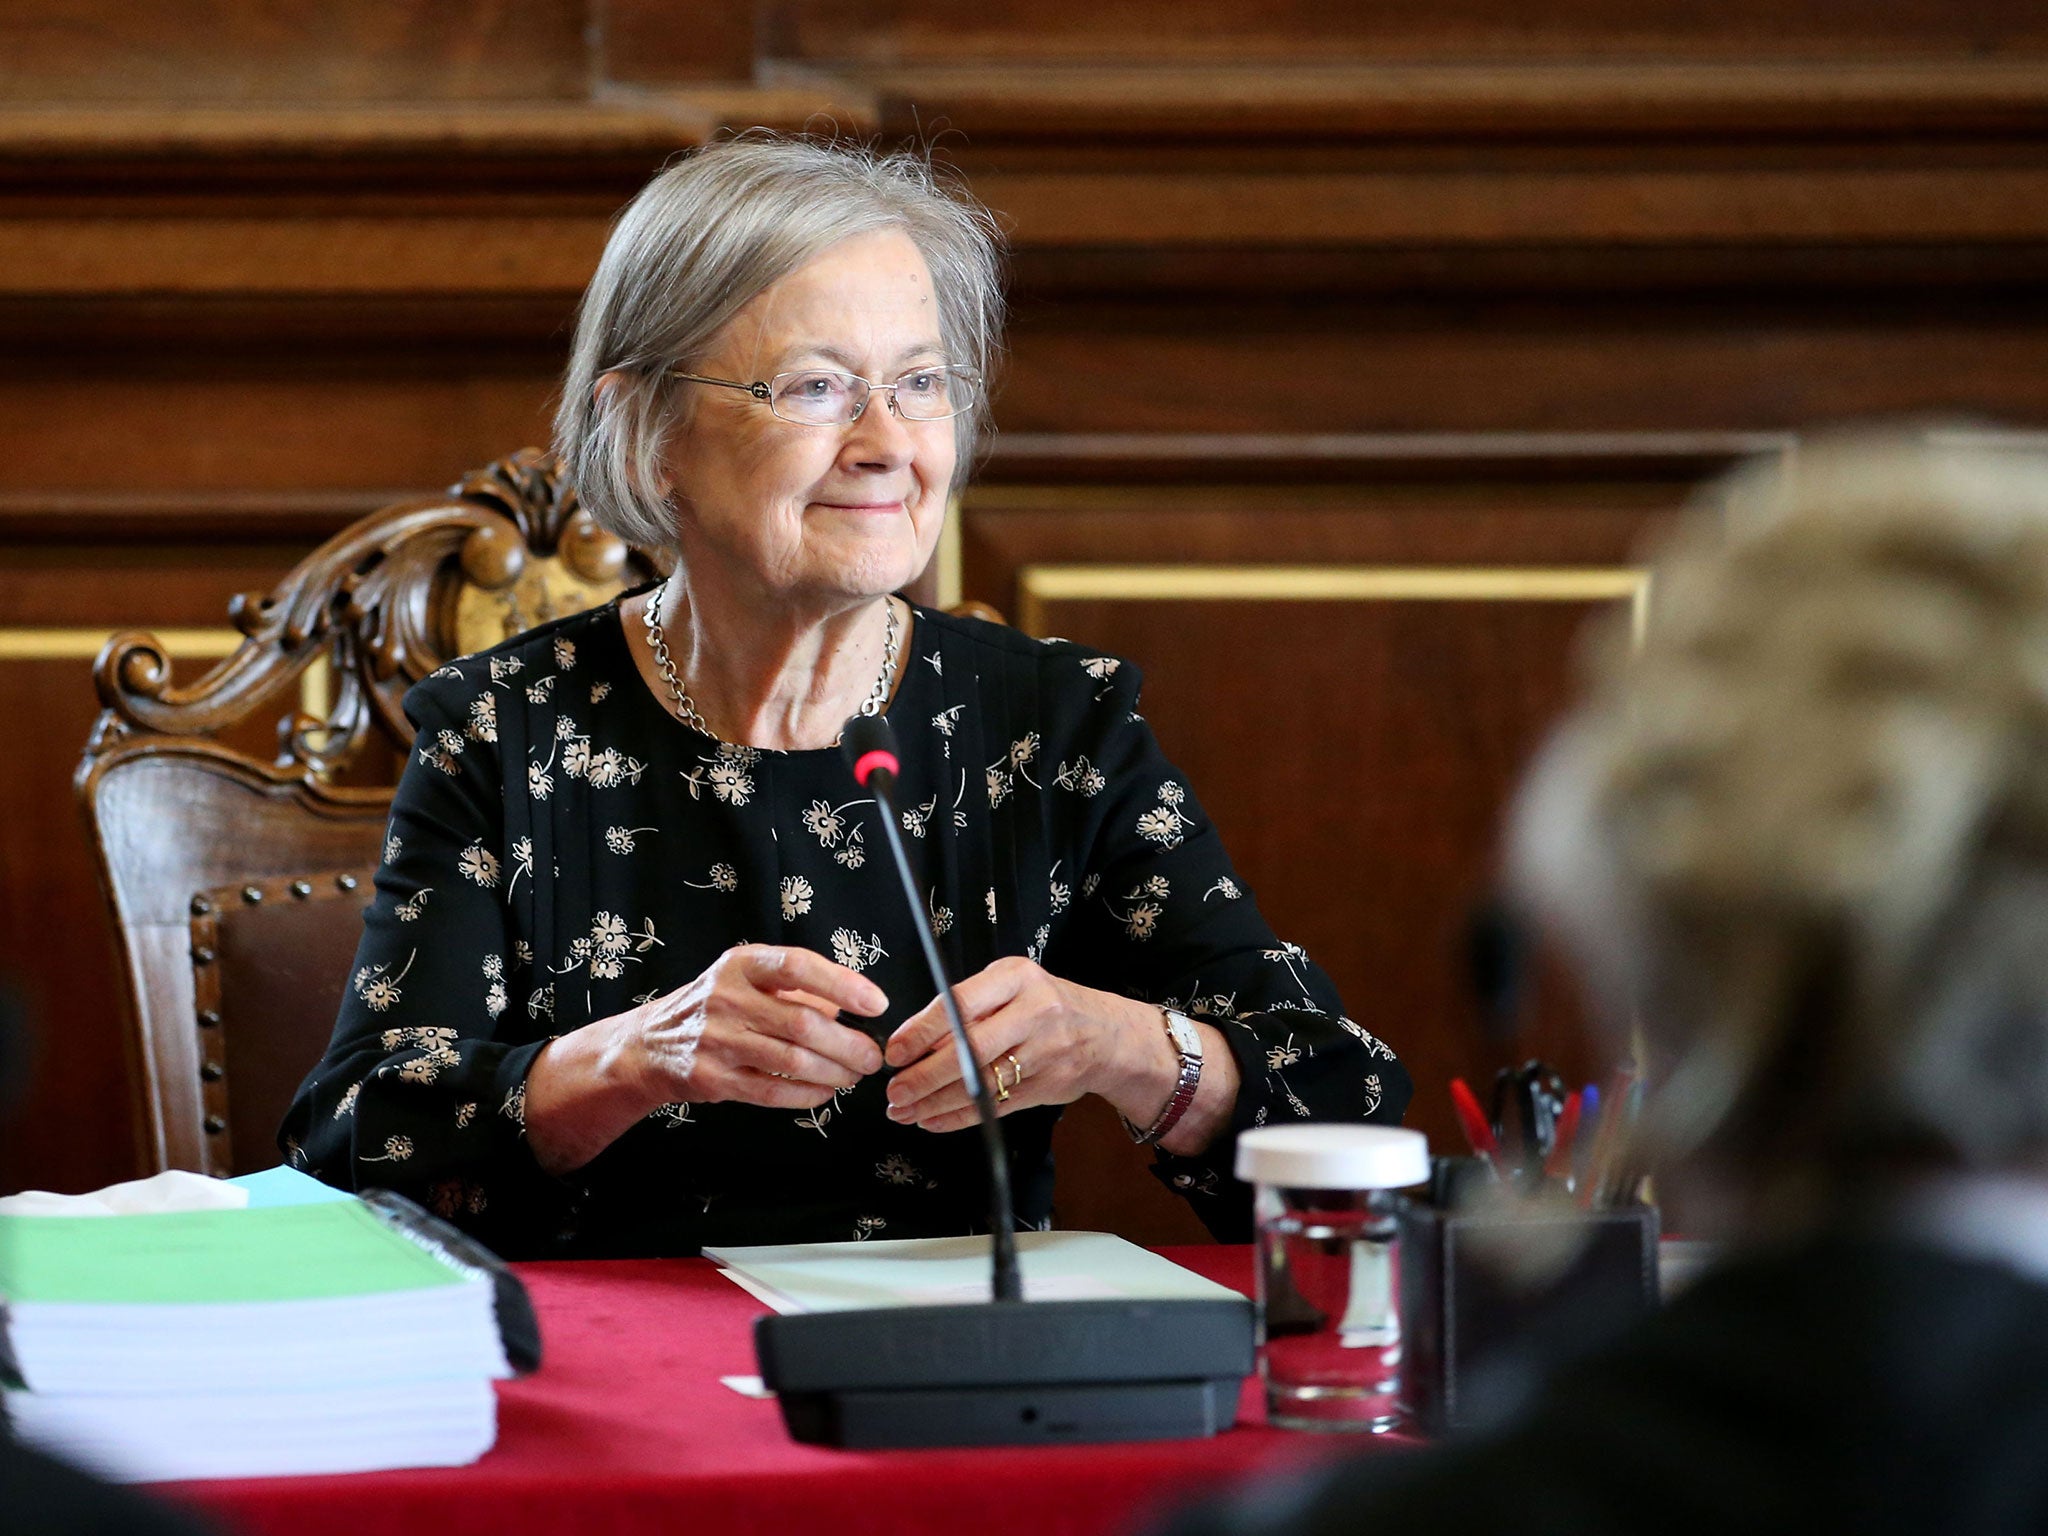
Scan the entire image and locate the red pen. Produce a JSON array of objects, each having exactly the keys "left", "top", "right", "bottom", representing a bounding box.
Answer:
[
  {"left": 1449, "top": 1077, "right": 1502, "bottom": 1167},
  {"left": 1542, "top": 1089, "right": 1583, "bottom": 1183}
]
